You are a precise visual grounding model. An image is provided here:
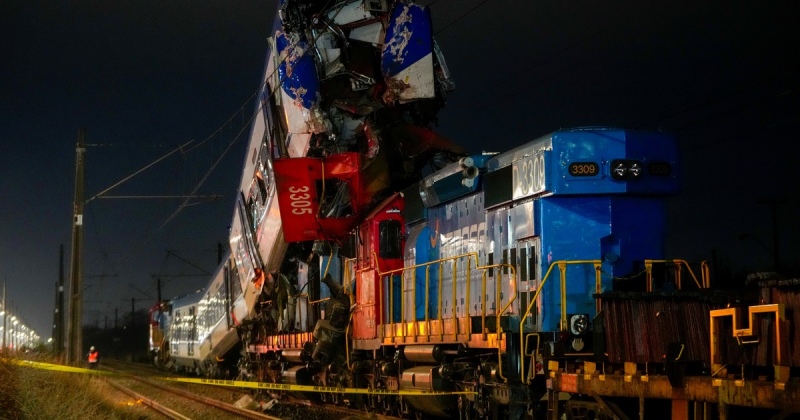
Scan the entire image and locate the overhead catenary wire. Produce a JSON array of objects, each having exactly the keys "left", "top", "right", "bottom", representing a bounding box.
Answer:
[
  {"left": 89, "top": 0, "right": 344, "bottom": 273},
  {"left": 433, "top": 0, "right": 491, "bottom": 35},
  {"left": 85, "top": 140, "right": 194, "bottom": 204}
]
